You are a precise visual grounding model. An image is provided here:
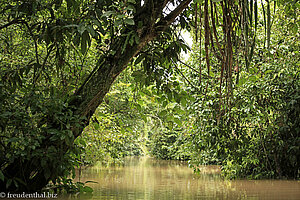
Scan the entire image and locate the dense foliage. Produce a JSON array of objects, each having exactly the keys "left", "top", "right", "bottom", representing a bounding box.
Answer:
[
  {"left": 187, "top": 1, "right": 300, "bottom": 179},
  {"left": 0, "top": 0, "right": 299, "bottom": 193}
]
